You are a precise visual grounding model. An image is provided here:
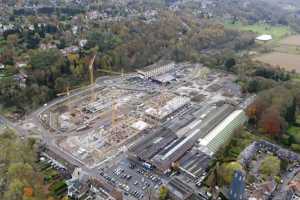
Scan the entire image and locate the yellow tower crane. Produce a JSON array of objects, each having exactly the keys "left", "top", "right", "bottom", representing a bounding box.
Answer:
[
  {"left": 111, "top": 100, "right": 118, "bottom": 133},
  {"left": 97, "top": 68, "right": 125, "bottom": 77},
  {"left": 89, "top": 54, "right": 97, "bottom": 102},
  {"left": 56, "top": 86, "right": 72, "bottom": 112},
  {"left": 149, "top": 86, "right": 168, "bottom": 127},
  {"left": 96, "top": 68, "right": 126, "bottom": 125}
]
